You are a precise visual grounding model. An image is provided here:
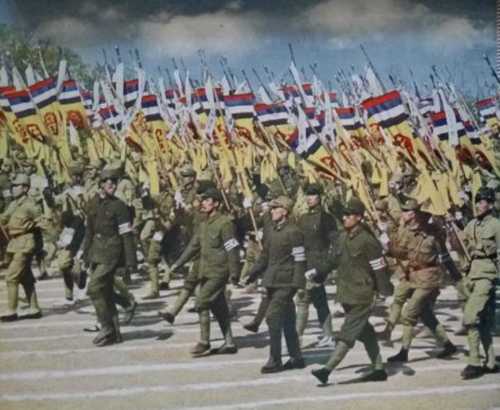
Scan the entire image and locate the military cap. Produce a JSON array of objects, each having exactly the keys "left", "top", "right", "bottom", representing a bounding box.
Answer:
[
  {"left": 11, "top": 173, "right": 30, "bottom": 186},
  {"left": 304, "top": 183, "right": 323, "bottom": 196},
  {"left": 68, "top": 161, "right": 85, "bottom": 176},
  {"left": 374, "top": 198, "right": 388, "bottom": 212},
  {"left": 400, "top": 198, "right": 420, "bottom": 211},
  {"left": 475, "top": 188, "right": 495, "bottom": 203},
  {"left": 180, "top": 166, "right": 196, "bottom": 177},
  {"left": 199, "top": 187, "right": 222, "bottom": 202},
  {"left": 269, "top": 195, "right": 294, "bottom": 212},
  {"left": 343, "top": 197, "right": 365, "bottom": 215},
  {"left": 197, "top": 180, "right": 217, "bottom": 194},
  {"left": 99, "top": 167, "right": 121, "bottom": 182}
]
